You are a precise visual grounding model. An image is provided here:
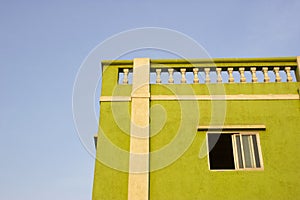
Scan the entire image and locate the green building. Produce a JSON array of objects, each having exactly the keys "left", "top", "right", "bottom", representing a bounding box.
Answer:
[{"left": 93, "top": 57, "right": 300, "bottom": 199}]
